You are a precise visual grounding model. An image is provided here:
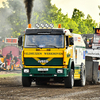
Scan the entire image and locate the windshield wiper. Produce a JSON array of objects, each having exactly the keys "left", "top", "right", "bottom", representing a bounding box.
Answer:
[
  {"left": 45, "top": 45, "right": 57, "bottom": 48},
  {"left": 27, "top": 45, "right": 39, "bottom": 48}
]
